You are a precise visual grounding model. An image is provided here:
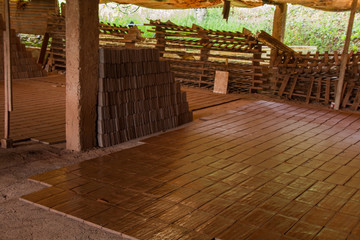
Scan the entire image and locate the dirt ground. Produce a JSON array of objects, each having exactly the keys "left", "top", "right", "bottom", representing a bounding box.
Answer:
[{"left": 0, "top": 139, "right": 146, "bottom": 240}]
